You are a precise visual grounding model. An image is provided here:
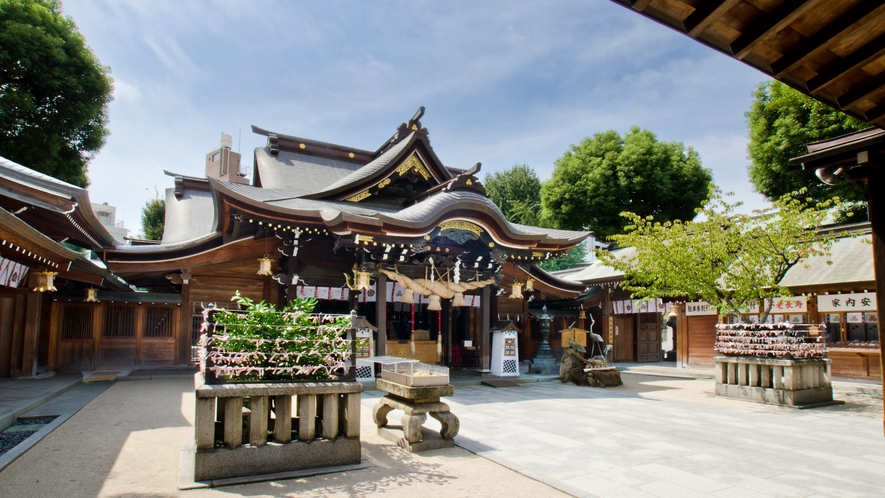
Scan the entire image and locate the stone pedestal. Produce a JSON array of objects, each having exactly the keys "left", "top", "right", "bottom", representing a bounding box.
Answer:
[
  {"left": 713, "top": 356, "right": 836, "bottom": 406},
  {"left": 373, "top": 378, "right": 459, "bottom": 452}
]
